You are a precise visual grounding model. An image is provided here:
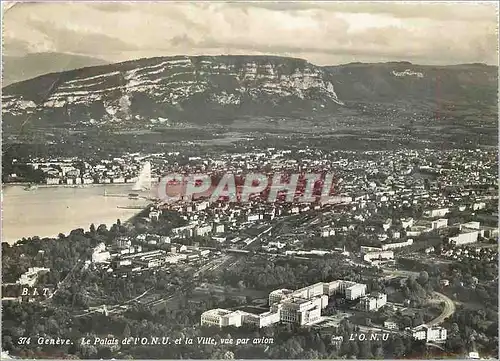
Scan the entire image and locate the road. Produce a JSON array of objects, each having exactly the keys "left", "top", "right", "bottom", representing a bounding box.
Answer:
[
  {"left": 74, "top": 287, "right": 153, "bottom": 317},
  {"left": 426, "top": 292, "right": 456, "bottom": 326}
]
